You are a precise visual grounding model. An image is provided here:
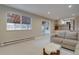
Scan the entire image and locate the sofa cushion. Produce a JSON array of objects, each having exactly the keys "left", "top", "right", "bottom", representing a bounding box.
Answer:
[
  {"left": 77, "top": 32, "right": 79, "bottom": 41},
  {"left": 65, "top": 31, "right": 77, "bottom": 40},
  {"left": 51, "top": 37, "right": 63, "bottom": 44},
  {"left": 62, "top": 39, "right": 77, "bottom": 46},
  {"left": 62, "top": 44, "right": 75, "bottom": 51},
  {"left": 53, "top": 30, "right": 65, "bottom": 38}
]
